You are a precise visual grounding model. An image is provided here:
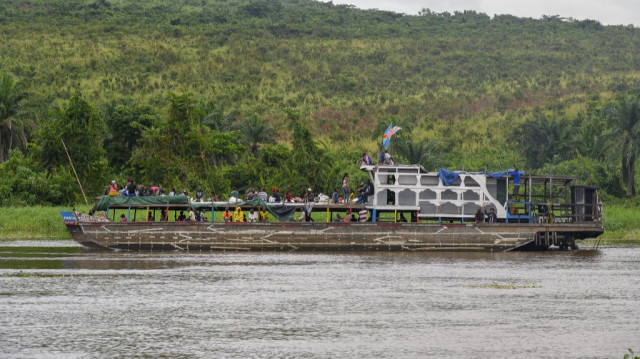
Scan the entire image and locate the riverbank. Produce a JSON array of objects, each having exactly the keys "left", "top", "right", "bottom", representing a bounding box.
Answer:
[{"left": 0, "top": 203, "right": 638, "bottom": 243}]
